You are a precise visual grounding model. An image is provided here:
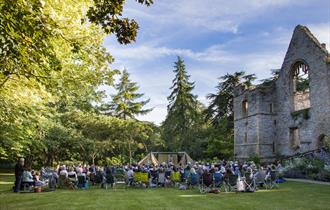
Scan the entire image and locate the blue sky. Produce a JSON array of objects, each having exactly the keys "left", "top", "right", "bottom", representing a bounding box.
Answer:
[{"left": 103, "top": 0, "right": 330, "bottom": 124}]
